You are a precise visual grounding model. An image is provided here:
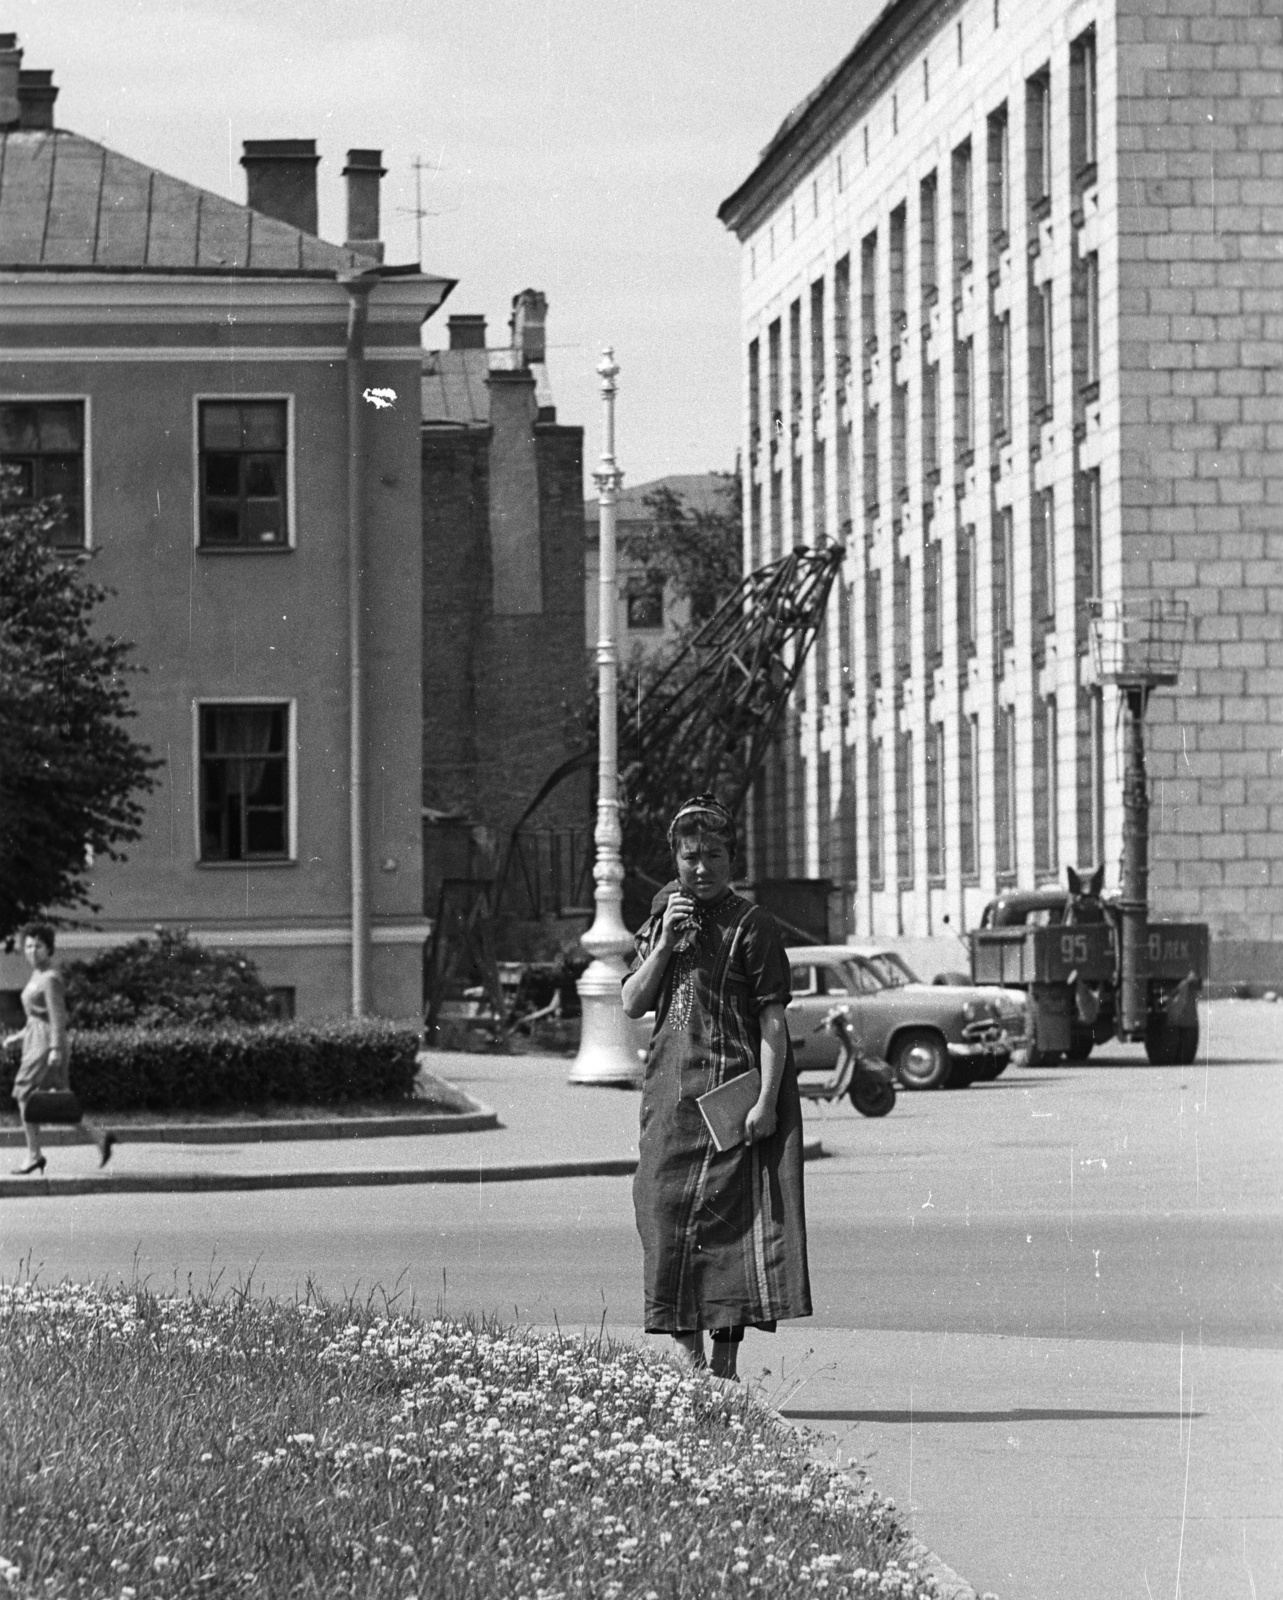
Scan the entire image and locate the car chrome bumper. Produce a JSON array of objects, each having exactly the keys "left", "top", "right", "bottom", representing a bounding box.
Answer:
[
  {"left": 949, "top": 1020, "right": 1014, "bottom": 1059},
  {"left": 948, "top": 1040, "right": 1011, "bottom": 1060}
]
